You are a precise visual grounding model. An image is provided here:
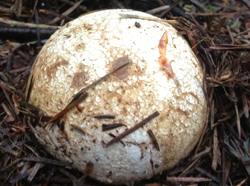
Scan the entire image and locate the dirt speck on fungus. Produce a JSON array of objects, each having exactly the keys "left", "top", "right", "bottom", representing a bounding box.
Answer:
[
  {"left": 112, "top": 57, "right": 132, "bottom": 80},
  {"left": 72, "top": 72, "right": 89, "bottom": 88}
]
